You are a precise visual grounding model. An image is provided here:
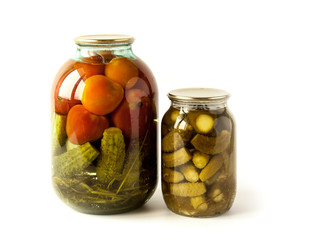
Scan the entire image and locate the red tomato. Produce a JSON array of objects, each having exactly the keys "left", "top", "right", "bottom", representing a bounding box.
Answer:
[
  {"left": 52, "top": 60, "right": 82, "bottom": 115},
  {"left": 111, "top": 89, "right": 151, "bottom": 138},
  {"left": 55, "top": 96, "right": 81, "bottom": 115},
  {"left": 105, "top": 57, "right": 138, "bottom": 89},
  {"left": 74, "top": 61, "right": 105, "bottom": 79},
  {"left": 66, "top": 105, "right": 109, "bottom": 144},
  {"left": 81, "top": 75, "right": 124, "bottom": 115},
  {"left": 128, "top": 78, "right": 150, "bottom": 95}
]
